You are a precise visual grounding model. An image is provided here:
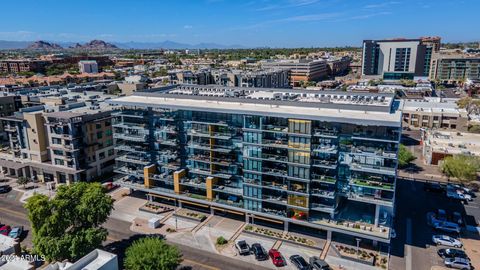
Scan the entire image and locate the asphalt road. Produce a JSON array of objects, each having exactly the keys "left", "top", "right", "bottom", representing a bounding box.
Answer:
[{"left": 0, "top": 190, "right": 269, "bottom": 270}]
